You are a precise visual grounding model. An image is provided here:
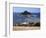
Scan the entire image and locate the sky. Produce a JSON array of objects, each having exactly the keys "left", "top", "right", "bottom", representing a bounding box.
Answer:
[{"left": 13, "top": 7, "right": 40, "bottom": 13}]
